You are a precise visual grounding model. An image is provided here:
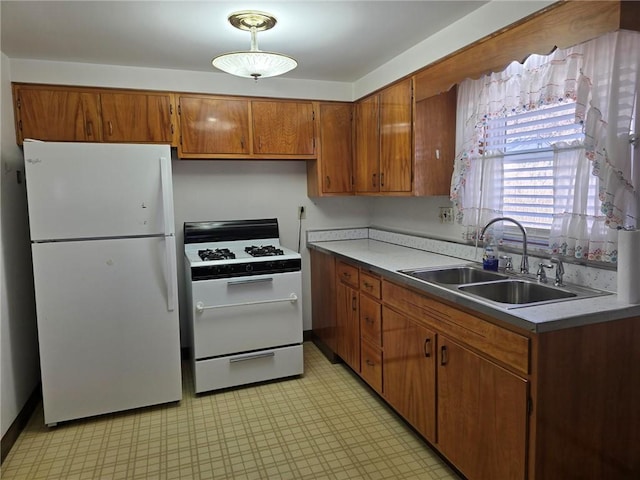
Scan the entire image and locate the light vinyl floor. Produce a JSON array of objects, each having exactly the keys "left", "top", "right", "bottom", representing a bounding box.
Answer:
[{"left": 1, "top": 342, "right": 462, "bottom": 480}]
